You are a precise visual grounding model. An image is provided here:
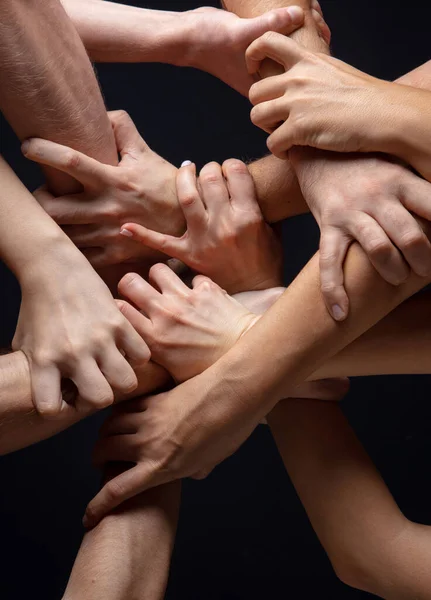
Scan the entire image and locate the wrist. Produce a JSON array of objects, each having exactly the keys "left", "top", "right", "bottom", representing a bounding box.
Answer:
[{"left": 17, "top": 233, "right": 85, "bottom": 288}]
